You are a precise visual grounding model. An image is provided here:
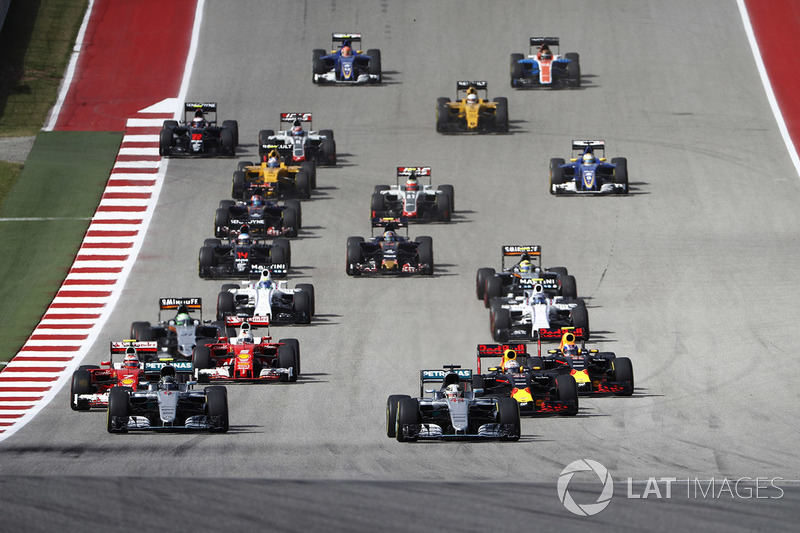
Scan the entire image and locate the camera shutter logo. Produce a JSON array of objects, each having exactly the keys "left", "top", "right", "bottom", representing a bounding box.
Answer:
[{"left": 557, "top": 459, "right": 614, "bottom": 516}]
